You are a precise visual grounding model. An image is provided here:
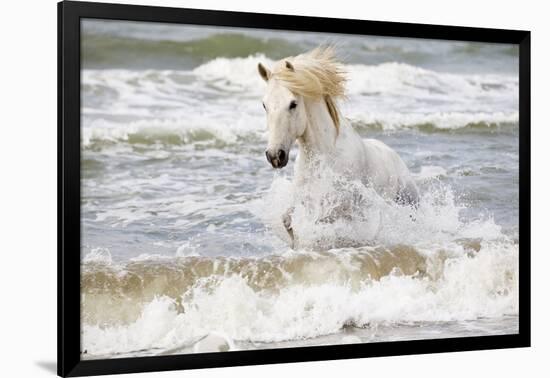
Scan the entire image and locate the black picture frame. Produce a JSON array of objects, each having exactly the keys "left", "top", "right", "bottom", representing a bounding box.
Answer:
[{"left": 58, "top": 1, "right": 531, "bottom": 376}]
